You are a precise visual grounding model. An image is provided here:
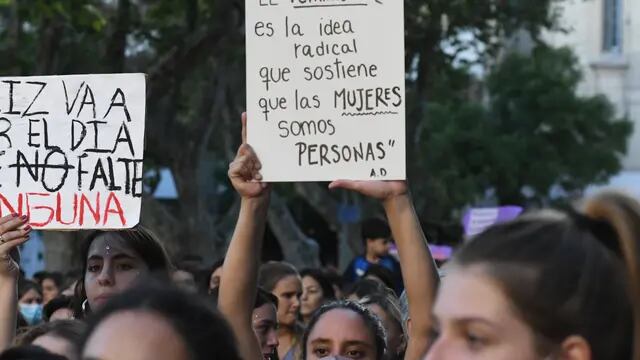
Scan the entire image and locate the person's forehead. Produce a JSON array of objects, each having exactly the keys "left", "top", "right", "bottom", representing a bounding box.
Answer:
[
  {"left": 253, "top": 303, "right": 277, "bottom": 321},
  {"left": 88, "top": 233, "right": 138, "bottom": 258},
  {"left": 276, "top": 275, "right": 301, "bottom": 289},
  {"left": 302, "top": 275, "right": 320, "bottom": 287},
  {"left": 23, "top": 288, "right": 41, "bottom": 297},
  {"left": 434, "top": 266, "right": 516, "bottom": 324},
  {"left": 83, "top": 310, "right": 189, "bottom": 360},
  {"left": 309, "top": 308, "right": 374, "bottom": 343}
]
